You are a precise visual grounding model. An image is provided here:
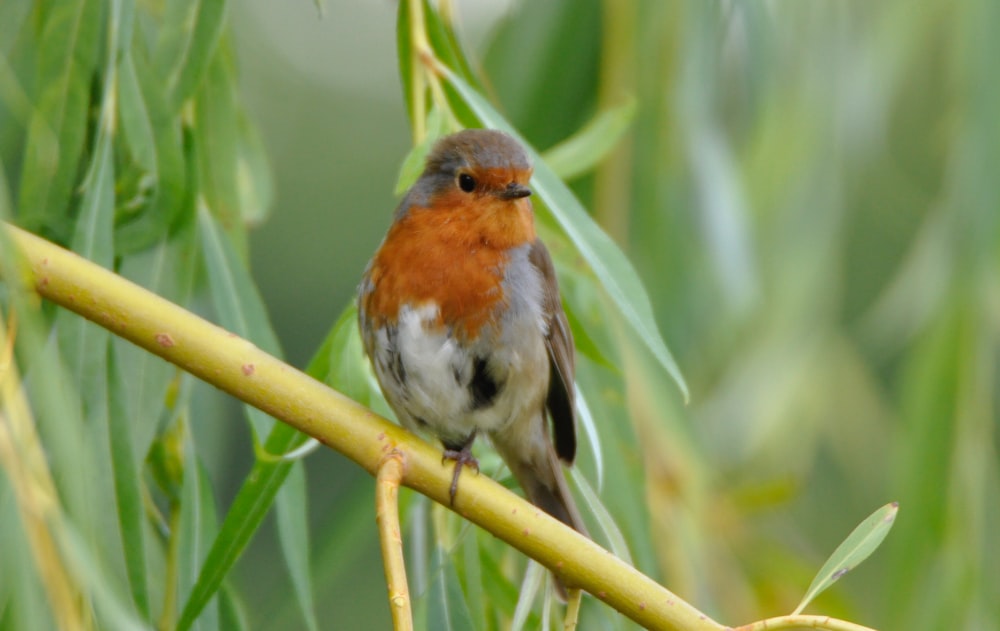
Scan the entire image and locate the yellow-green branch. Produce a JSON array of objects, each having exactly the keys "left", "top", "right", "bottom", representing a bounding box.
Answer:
[
  {"left": 2, "top": 222, "right": 718, "bottom": 630},
  {"left": 1, "top": 223, "right": 878, "bottom": 631}
]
